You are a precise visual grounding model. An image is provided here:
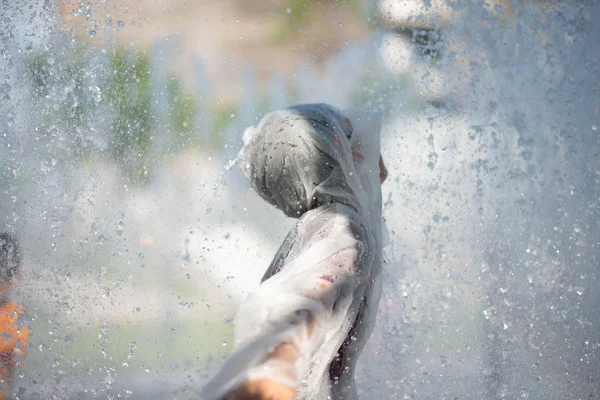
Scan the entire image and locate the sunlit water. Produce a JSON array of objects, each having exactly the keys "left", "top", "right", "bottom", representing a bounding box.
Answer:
[{"left": 0, "top": 1, "right": 598, "bottom": 399}]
